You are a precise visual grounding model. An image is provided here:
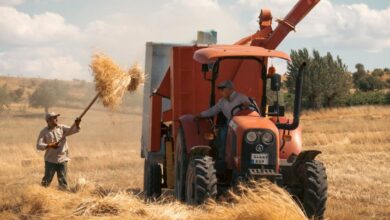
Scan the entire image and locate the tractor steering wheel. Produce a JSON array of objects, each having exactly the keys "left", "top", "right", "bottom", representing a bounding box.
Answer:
[{"left": 230, "top": 102, "right": 258, "bottom": 118}]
